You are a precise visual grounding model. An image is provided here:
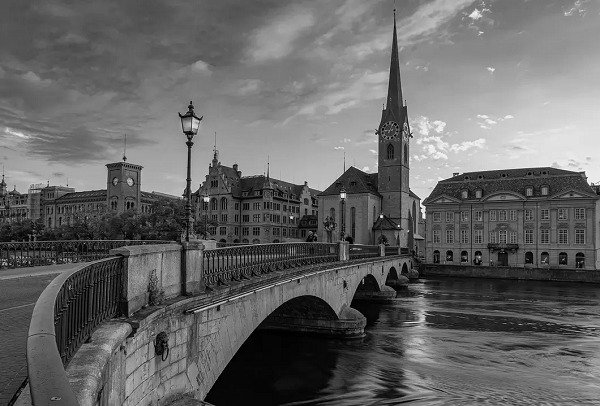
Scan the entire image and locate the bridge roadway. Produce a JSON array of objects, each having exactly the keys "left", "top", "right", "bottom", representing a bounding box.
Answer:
[{"left": 63, "top": 251, "right": 413, "bottom": 405}]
